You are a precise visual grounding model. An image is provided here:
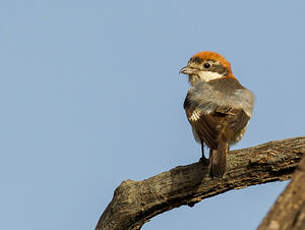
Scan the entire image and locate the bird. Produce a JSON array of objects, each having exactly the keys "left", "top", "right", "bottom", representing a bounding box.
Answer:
[{"left": 180, "top": 51, "right": 254, "bottom": 177}]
